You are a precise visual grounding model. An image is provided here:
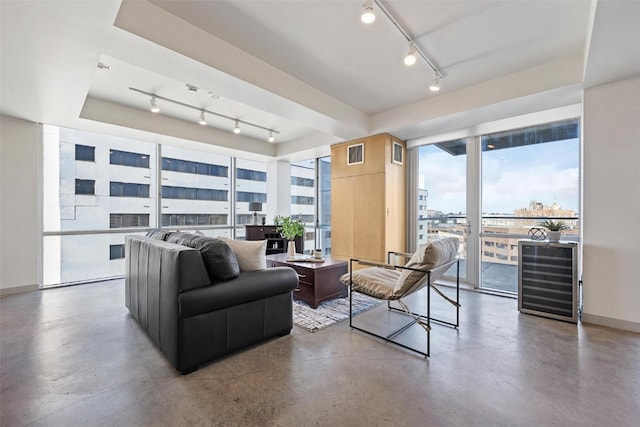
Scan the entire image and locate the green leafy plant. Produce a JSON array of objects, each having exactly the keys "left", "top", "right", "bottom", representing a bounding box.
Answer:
[
  {"left": 276, "top": 216, "right": 305, "bottom": 240},
  {"left": 541, "top": 219, "right": 567, "bottom": 231}
]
